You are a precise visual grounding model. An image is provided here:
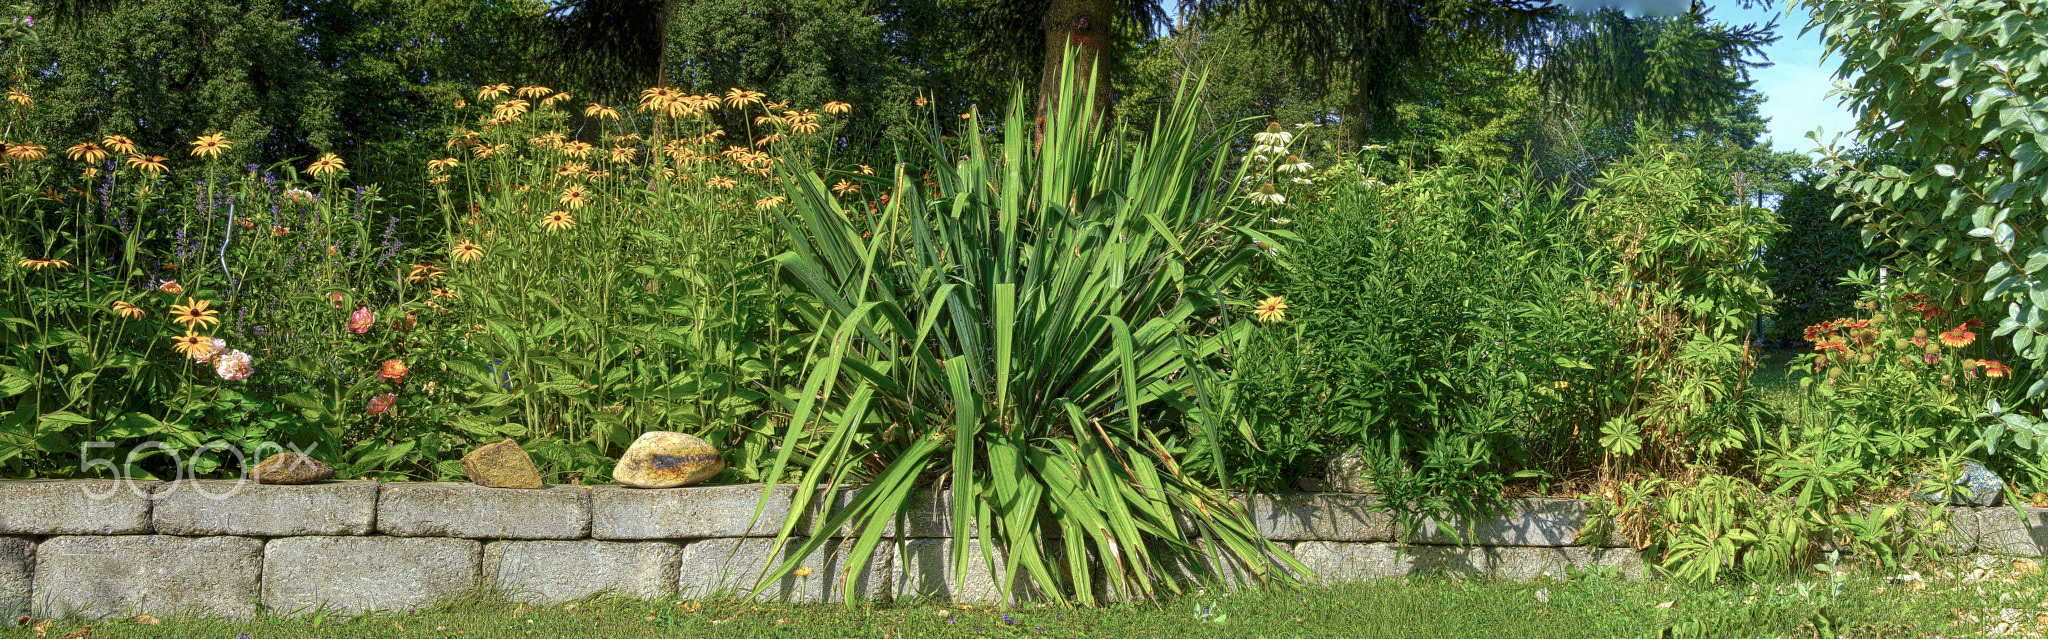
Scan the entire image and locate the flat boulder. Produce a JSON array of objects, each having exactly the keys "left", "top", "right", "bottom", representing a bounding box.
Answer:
[
  {"left": 462, "top": 439, "right": 543, "bottom": 489},
  {"left": 248, "top": 452, "right": 334, "bottom": 485},
  {"left": 612, "top": 432, "right": 723, "bottom": 489}
]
